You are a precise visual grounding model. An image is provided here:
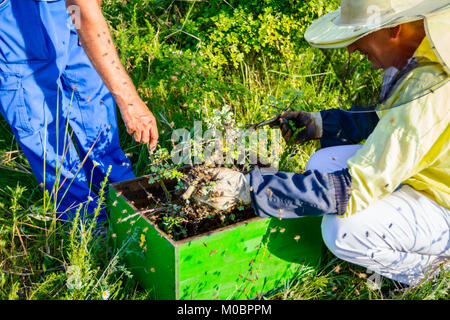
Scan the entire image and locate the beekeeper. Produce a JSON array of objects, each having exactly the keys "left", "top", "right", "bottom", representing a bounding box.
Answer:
[
  {"left": 197, "top": 0, "right": 450, "bottom": 286},
  {"left": 0, "top": 0, "right": 158, "bottom": 220}
]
